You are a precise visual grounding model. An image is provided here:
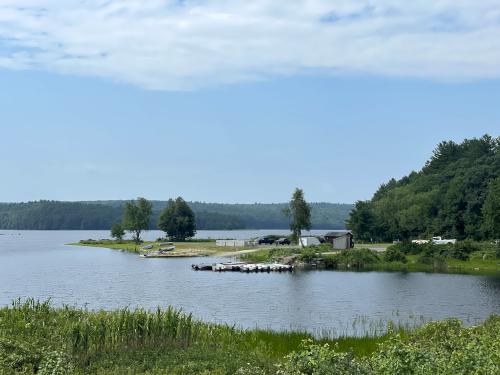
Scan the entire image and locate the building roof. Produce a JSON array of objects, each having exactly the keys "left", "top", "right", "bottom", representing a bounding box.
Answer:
[{"left": 325, "top": 230, "right": 353, "bottom": 237}]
